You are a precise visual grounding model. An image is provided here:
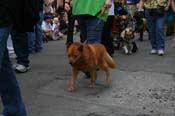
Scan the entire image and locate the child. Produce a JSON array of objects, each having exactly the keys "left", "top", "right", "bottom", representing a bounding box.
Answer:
[
  {"left": 42, "top": 14, "right": 53, "bottom": 42},
  {"left": 52, "top": 17, "right": 65, "bottom": 40}
]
